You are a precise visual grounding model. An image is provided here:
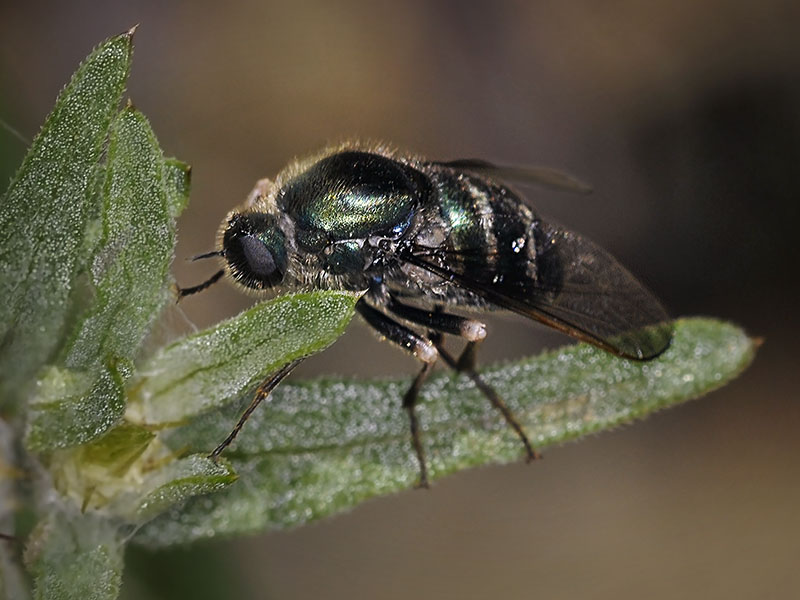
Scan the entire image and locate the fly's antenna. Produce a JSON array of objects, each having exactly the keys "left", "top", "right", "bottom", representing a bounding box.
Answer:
[{"left": 176, "top": 250, "right": 226, "bottom": 300}]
